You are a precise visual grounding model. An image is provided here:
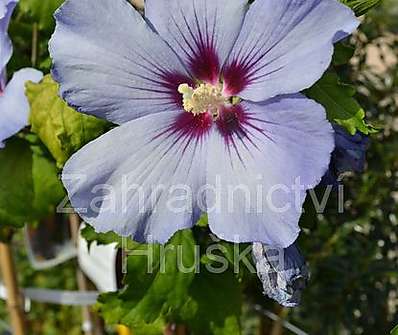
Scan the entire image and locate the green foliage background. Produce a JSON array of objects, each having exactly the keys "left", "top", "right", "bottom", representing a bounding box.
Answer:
[{"left": 0, "top": 0, "right": 397, "bottom": 334}]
